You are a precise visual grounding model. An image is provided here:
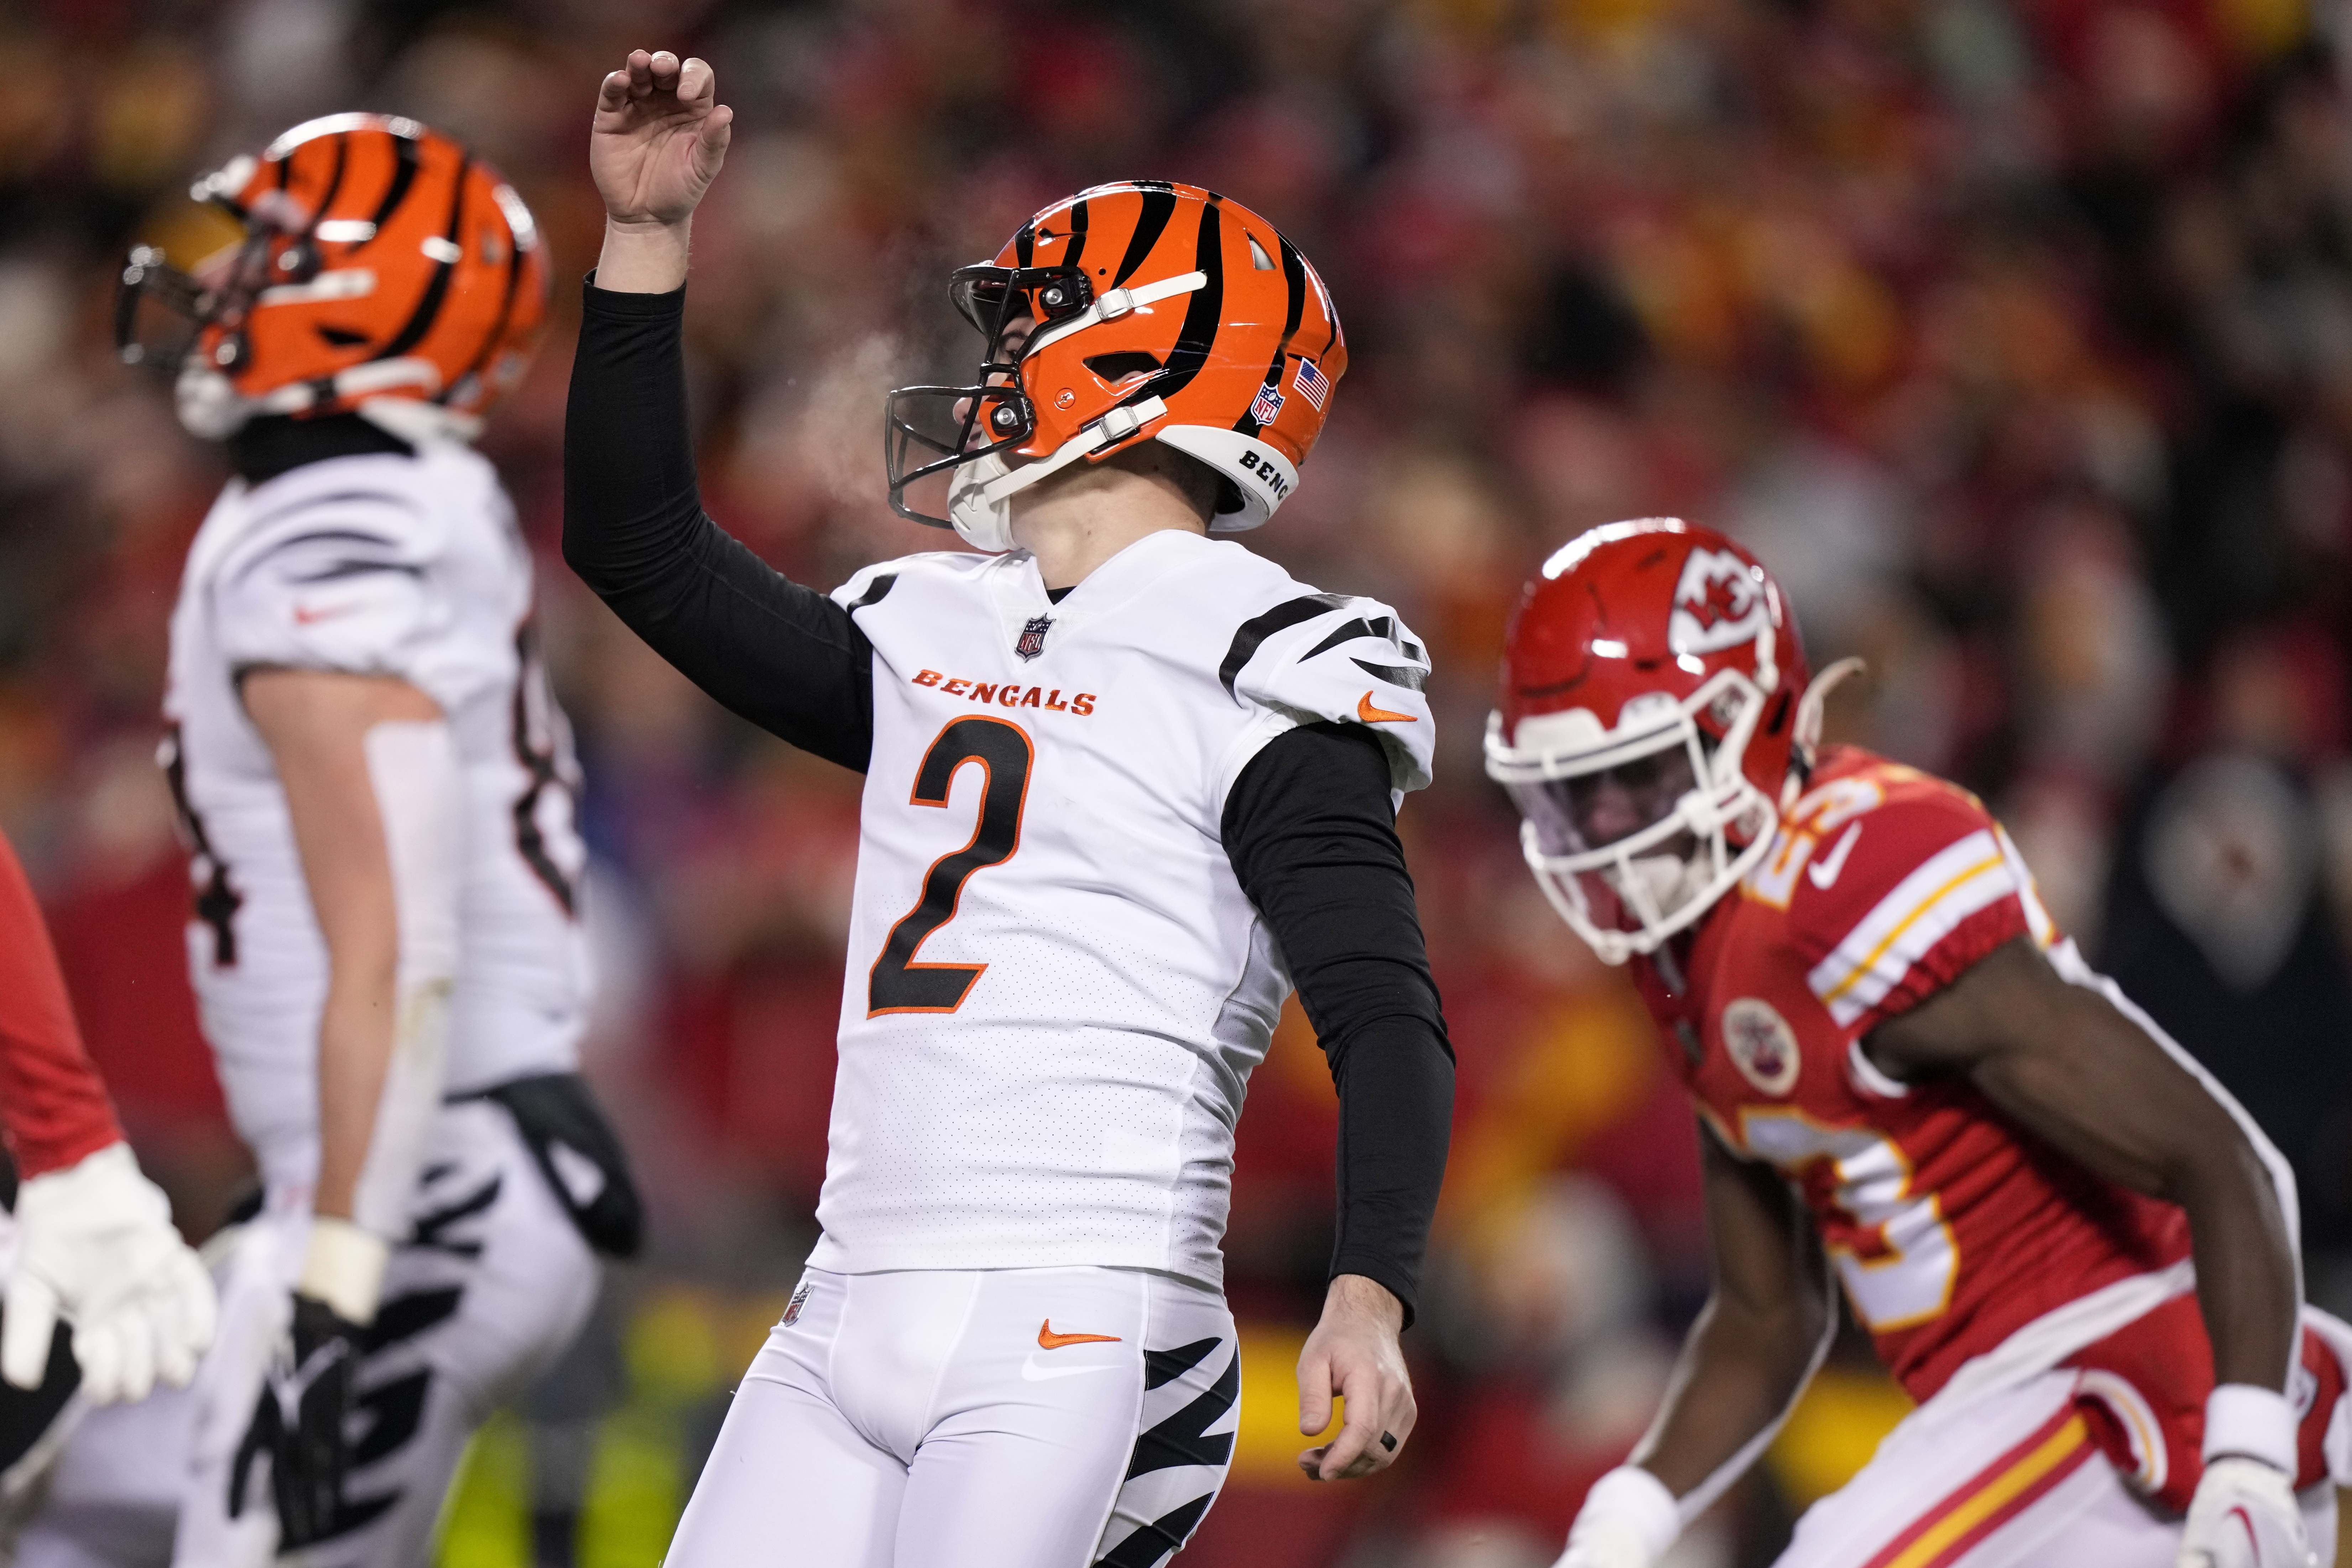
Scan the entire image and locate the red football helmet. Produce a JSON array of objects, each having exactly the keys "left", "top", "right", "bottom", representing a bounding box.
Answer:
[
  {"left": 885, "top": 180, "right": 1346, "bottom": 552},
  {"left": 116, "top": 113, "right": 549, "bottom": 445},
  {"left": 1486, "top": 519, "right": 1831, "bottom": 964}
]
